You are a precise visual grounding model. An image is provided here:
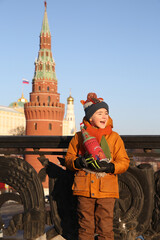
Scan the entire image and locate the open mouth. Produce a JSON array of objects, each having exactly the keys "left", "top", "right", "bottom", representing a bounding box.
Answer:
[{"left": 100, "top": 121, "right": 106, "bottom": 124}]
